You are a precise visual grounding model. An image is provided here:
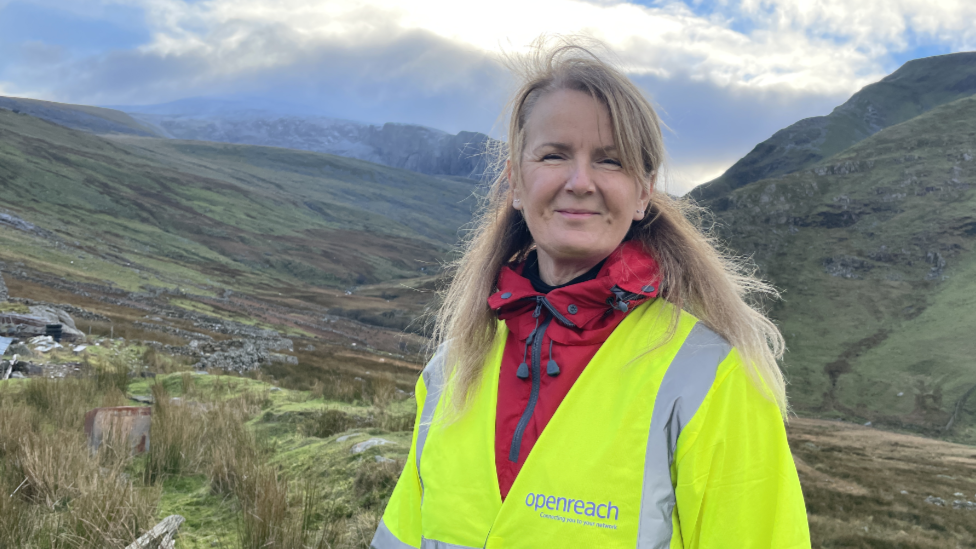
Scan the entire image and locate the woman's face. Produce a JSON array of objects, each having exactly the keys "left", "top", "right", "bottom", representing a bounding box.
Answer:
[{"left": 512, "top": 88, "right": 649, "bottom": 271}]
